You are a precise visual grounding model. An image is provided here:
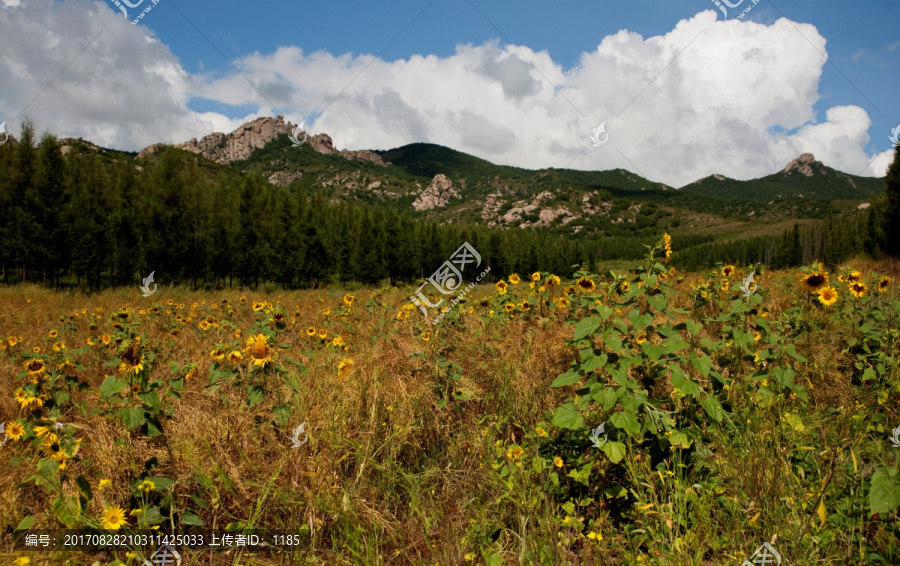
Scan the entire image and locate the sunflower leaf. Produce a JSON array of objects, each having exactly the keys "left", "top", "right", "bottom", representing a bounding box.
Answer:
[
  {"left": 573, "top": 317, "right": 602, "bottom": 341},
  {"left": 100, "top": 376, "right": 125, "bottom": 398}
]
